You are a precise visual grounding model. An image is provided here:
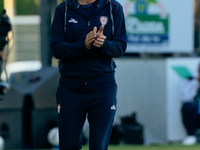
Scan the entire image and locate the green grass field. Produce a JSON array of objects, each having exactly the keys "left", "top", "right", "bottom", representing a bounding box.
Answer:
[{"left": 81, "top": 144, "right": 200, "bottom": 150}]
